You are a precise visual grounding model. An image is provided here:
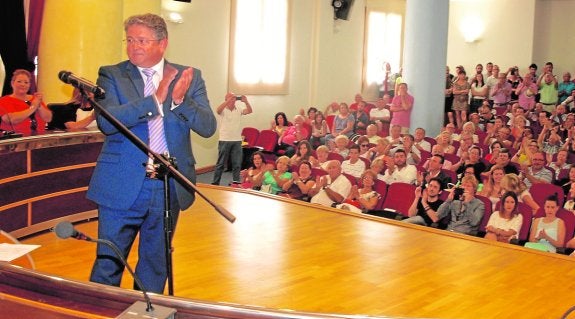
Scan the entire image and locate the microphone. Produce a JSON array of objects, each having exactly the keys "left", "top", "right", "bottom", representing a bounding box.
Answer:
[
  {"left": 54, "top": 221, "right": 176, "bottom": 318},
  {"left": 58, "top": 70, "right": 105, "bottom": 99}
]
